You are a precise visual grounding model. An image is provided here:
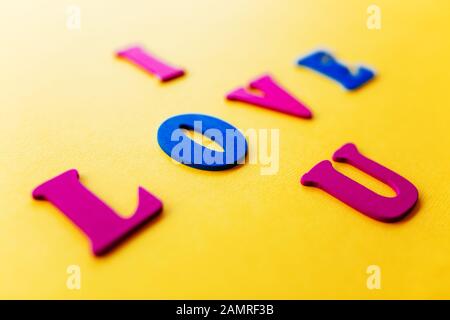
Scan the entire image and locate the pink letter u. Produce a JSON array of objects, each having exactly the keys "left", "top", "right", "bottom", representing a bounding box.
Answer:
[{"left": 301, "top": 143, "right": 418, "bottom": 222}]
